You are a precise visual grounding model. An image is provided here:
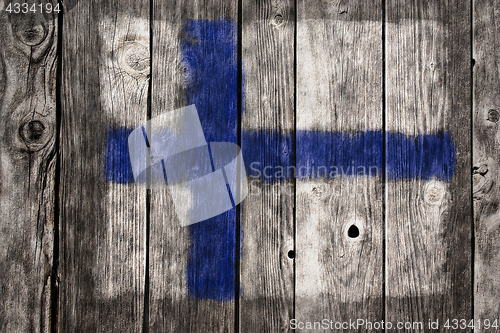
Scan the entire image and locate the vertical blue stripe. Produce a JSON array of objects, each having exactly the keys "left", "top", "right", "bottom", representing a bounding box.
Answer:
[
  {"left": 181, "top": 19, "right": 238, "bottom": 144},
  {"left": 180, "top": 19, "right": 238, "bottom": 301},
  {"left": 186, "top": 209, "right": 236, "bottom": 301},
  {"left": 103, "top": 127, "right": 135, "bottom": 184}
]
